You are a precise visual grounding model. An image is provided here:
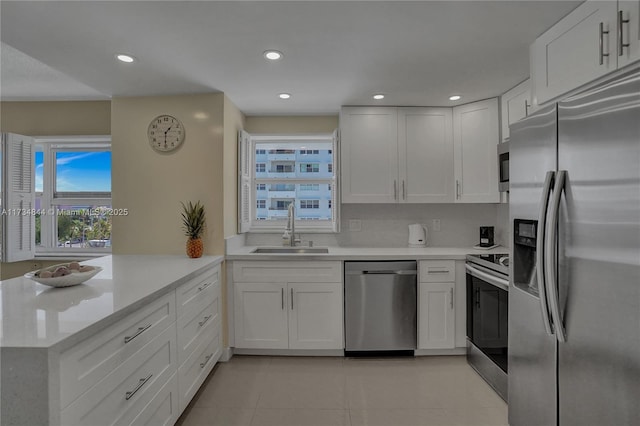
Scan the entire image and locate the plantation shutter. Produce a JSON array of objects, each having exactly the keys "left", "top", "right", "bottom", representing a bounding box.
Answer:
[
  {"left": 1, "top": 133, "right": 36, "bottom": 262},
  {"left": 331, "top": 128, "right": 339, "bottom": 232},
  {"left": 237, "top": 130, "right": 252, "bottom": 233}
]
